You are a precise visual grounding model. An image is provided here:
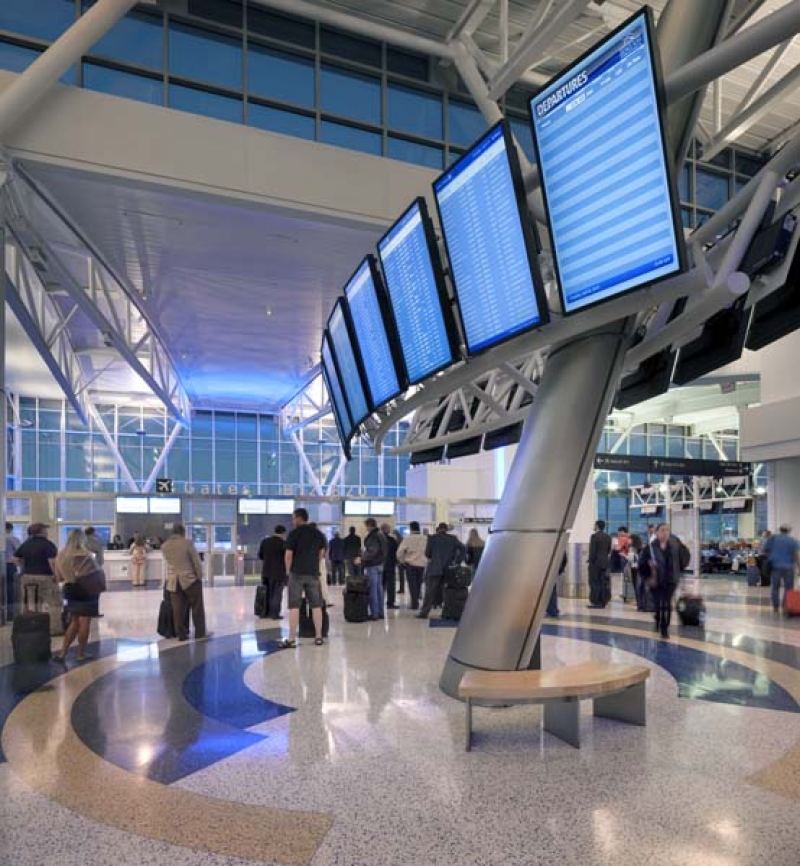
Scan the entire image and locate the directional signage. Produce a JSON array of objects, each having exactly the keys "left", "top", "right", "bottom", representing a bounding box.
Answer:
[
  {"left": 156, "top": 478, "right": 174, "bottom": 494},
  {"left": 595, "top": 454, "right": 751, "bottom": 477}
]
